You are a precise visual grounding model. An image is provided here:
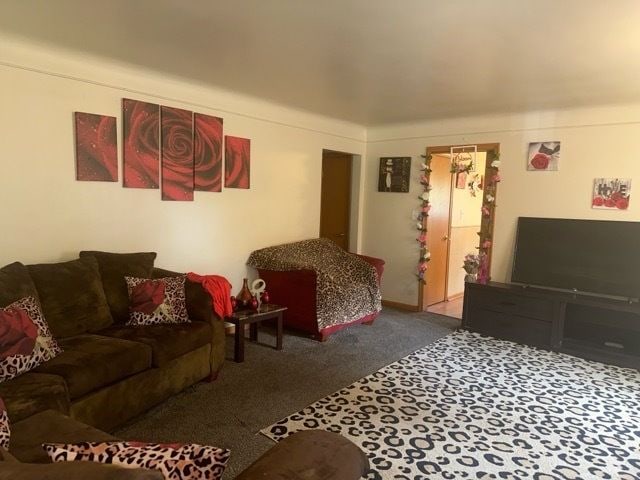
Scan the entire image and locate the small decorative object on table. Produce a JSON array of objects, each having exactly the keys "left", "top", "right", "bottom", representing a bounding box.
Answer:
[
  {"left": 230, "top": 295, "right": 237, "bottom": 311},
  {"left": 463, "top": 253, "right": 480, "bottom": 282},
  {"left": 236, "top": 278, "right": 253, "bottom": 308},
  {"left": 262, "top": 290, "right": 270, "bottom": 304},
  {"left": 250, "top": 278, "right": 266, "bottom": 309}
]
